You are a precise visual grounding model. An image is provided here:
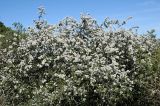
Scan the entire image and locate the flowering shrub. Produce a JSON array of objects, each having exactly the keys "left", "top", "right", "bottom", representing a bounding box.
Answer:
[{"left": 0, "top": 7, "right": 160, "bottom": 106}]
